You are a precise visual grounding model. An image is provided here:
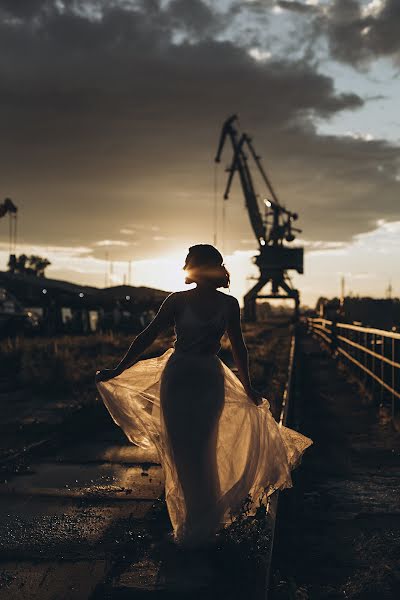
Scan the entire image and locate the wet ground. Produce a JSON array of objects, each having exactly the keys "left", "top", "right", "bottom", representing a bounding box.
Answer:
[
  {"left": 0, "top": 325, "right": 292, "bottom": 600},
  {"left": 0, "top": 400, "right": 275, "bottom": 599},
  {"left": 271, "top": 335, "right": 400, "bottom": 599}
]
